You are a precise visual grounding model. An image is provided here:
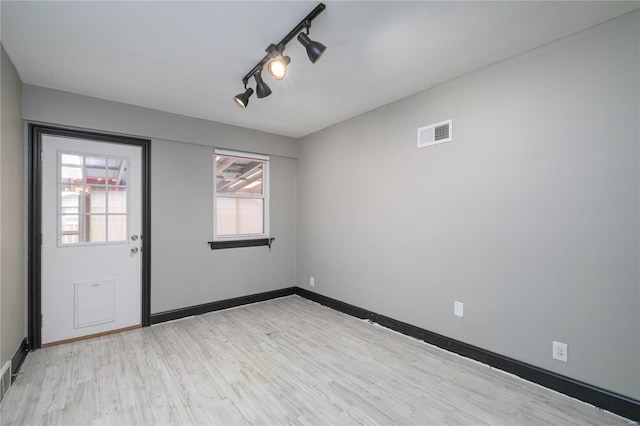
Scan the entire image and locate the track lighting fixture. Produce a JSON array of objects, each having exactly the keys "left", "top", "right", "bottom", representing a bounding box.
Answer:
[
  {"left": 233, "top": 3, "right": 327, "bottom": 109},
  {"left": 297, "top": 31, "right": 326, "bottom": 64},
  {"left": 233, "top": 87, "right": 253, "bottom": 109},
  {"left": 264, "top": 44, "right": 290, "bottom": 81},
  {"left": 268, "top": 55, "right": 290, "bottom": 81},
  {"left": 254, "top": 70, "right": 272, "bottom": 98}
]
